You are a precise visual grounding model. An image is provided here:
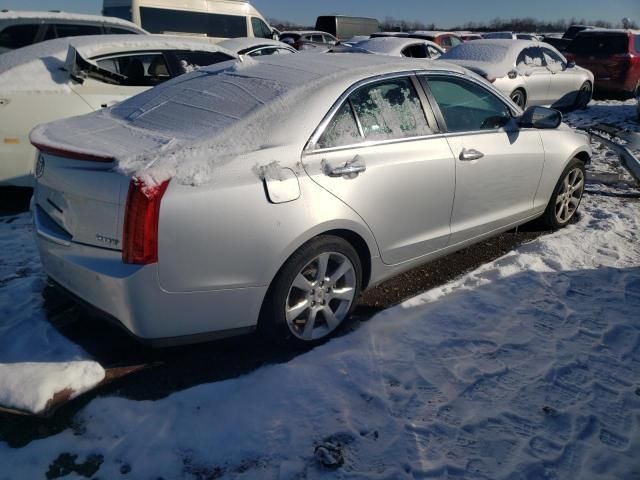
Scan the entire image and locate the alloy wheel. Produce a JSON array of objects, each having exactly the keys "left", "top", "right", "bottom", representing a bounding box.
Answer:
[
  {"left": 510, "top": 90, "right": 526, "bottom": 108},
  {"left": 555, "top": 167, "right": 585, "bottom": 224},
  {"left": 285, "top": 252, "right": 356, "bottom": 341}
]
